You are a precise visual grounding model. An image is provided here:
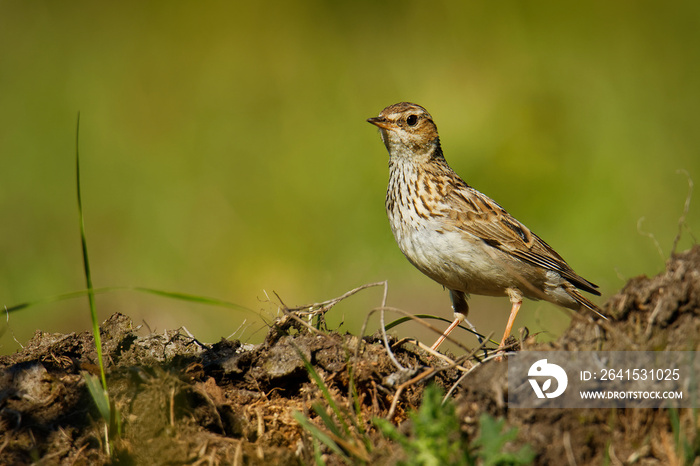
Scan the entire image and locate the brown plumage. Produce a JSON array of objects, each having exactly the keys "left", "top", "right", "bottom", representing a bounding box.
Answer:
[{"left": 367, "top": 102, "right": 604, "bottom": 351}]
